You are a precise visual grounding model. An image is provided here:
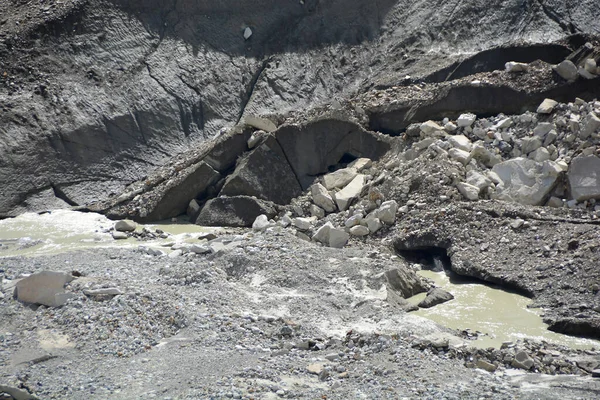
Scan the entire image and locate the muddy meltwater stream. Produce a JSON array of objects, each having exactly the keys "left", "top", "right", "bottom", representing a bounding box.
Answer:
[{"left": 1, "top": 210, "right": 599, "bottom": 350}]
